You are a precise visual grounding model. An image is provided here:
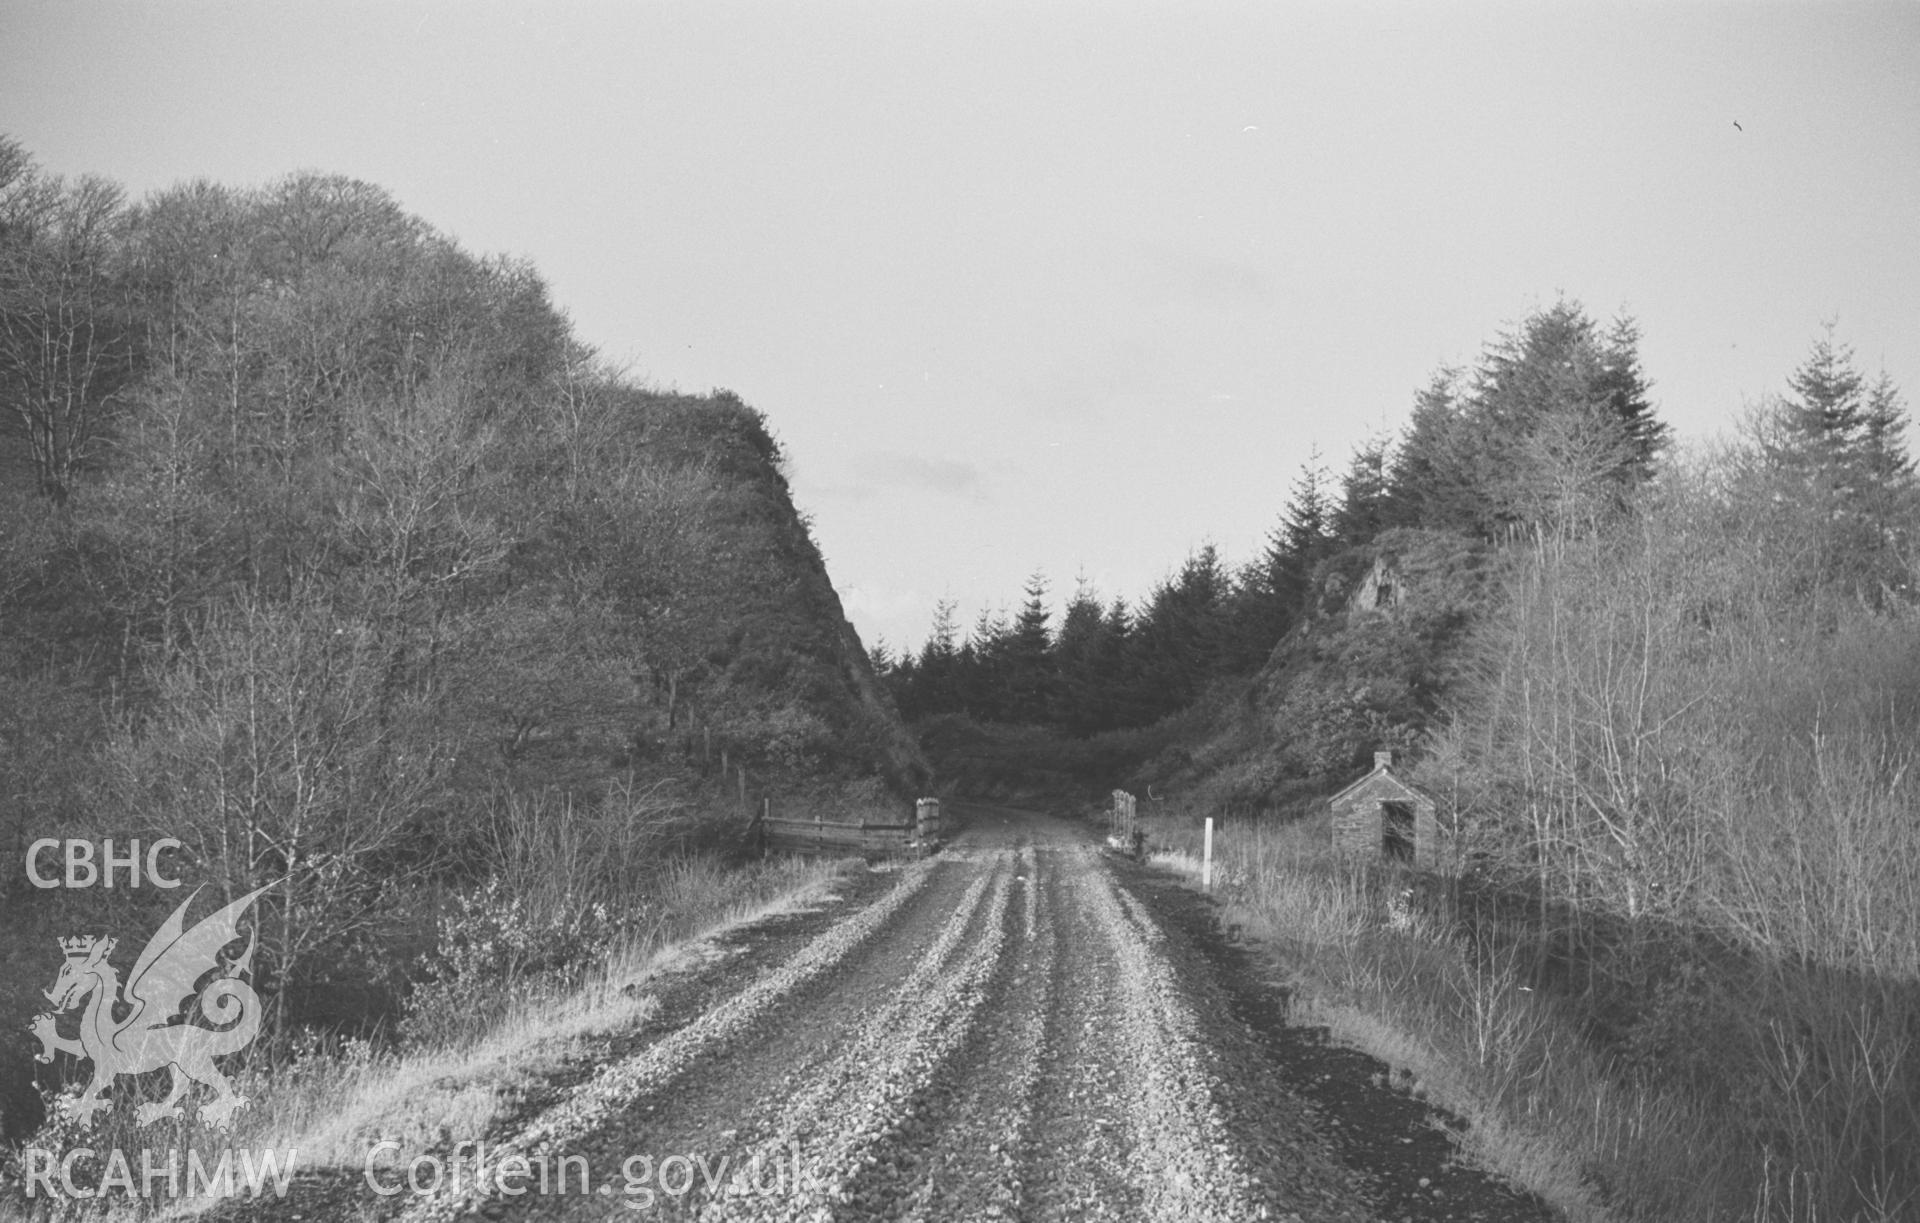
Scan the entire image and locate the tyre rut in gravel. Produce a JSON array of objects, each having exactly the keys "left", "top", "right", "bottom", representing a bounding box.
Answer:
[
  {"left": 837, "top": 841, "right": 1052, "bottom": 1223},
  {"left": 484, "top": 849, "right": 1020, "bottom": 1221},
  {"left": 400, "top": 852, "right": 977, "bottom": 1221},
  {"left": 1014, "top": 843, "right": 1145, "bottom": 1221},
  {"left": 1031, "top": 846, "right": 1272, "bottom": 1221},
  {"left": 703, "top": 850, "right": 1018, "bottom": 1220},
  {"left": 851, "top": 835, "right": 1356, "bottom": 1223}
]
